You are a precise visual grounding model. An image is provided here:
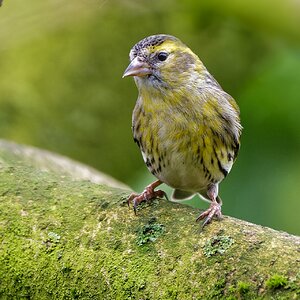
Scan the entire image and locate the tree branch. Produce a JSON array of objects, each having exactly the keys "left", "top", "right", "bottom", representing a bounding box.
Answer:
[{"left": 0, "top": 140, "right": 299, "bottom": 299}]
